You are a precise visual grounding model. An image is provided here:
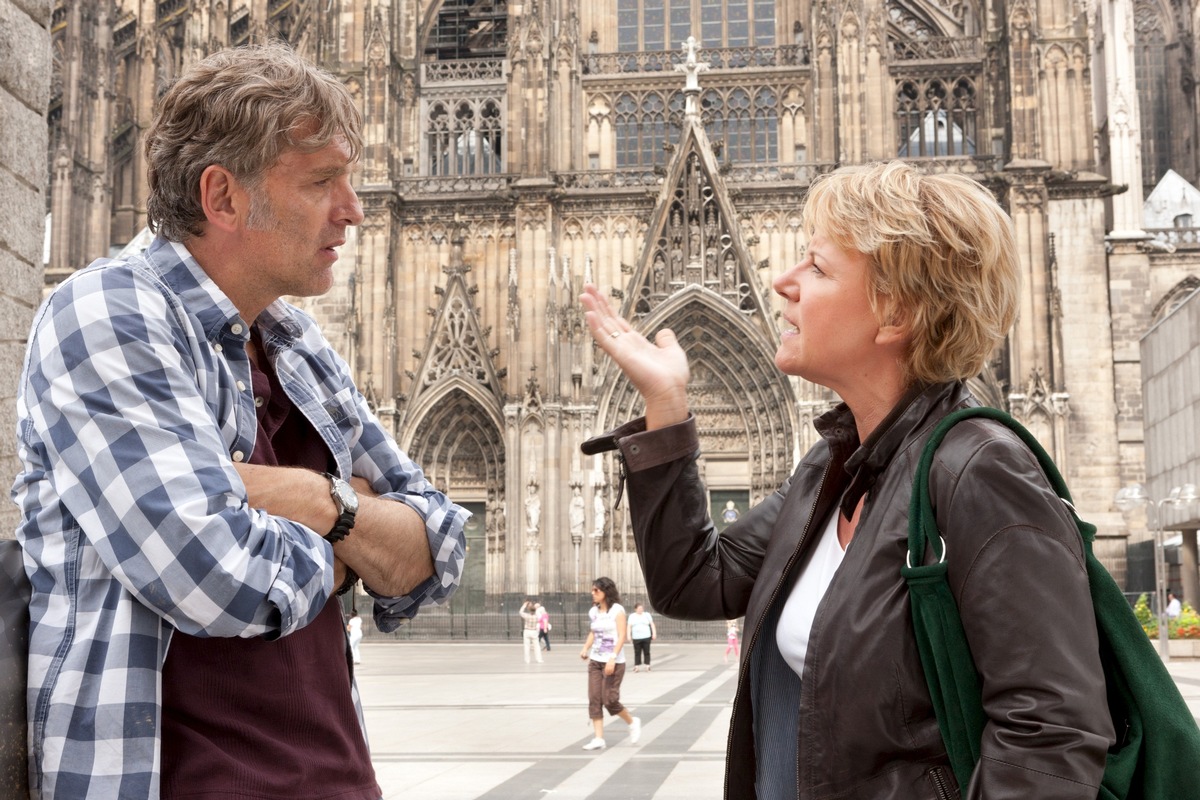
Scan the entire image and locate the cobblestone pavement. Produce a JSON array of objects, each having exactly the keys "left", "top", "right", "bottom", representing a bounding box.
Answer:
[{"left": 356, "top": 641, "right": 1200, "bottom": 800}]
